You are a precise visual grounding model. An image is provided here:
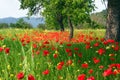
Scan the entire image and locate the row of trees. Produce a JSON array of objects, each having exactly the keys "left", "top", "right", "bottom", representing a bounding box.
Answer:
[
  {"left": 0, "top": 18, "right": 105, "bottom": 29},
  {"left": 0, "top": 18, "right": 32, "bottom": 29},
  {"left": 19, "top": 0, "right": 120, "bottom": 41},
  {"left": 19, "top": 0, "right": 95, "bottom": 39}
]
